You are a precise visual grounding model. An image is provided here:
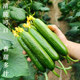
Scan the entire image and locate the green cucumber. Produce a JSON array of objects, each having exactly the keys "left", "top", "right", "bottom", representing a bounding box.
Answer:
[
  {"left": 20, "top": 31, "right": 55, "bottom": 70},
  {"left": 28, "top": 28, "right": 67, "bottom": 74},
  {"left": 29, "top": 28, "right": 59, "bottom": 61},
  {"left": 33, "top": 19, "right": 68, "bottom": 56},
  {"left": 17, "top": 37, "right": 46, "bottom": 72}
]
